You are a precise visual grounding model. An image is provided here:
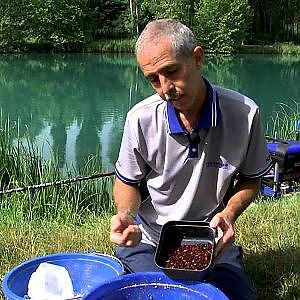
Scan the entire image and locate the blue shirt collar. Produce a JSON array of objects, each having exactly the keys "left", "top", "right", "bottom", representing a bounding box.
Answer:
[{"left": 165, "top": 77, "right": 221, "bottom": 134}]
